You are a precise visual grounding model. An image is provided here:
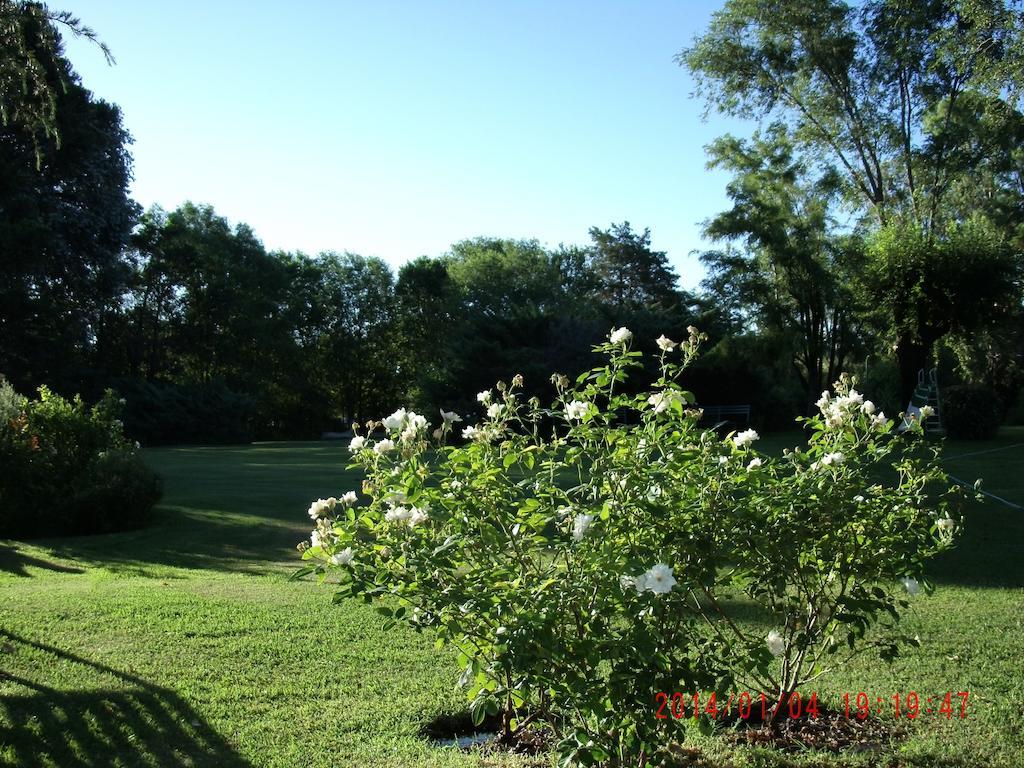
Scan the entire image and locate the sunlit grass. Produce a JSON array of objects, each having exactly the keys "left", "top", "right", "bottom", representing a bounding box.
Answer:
[{"left": 1, "top": 432, "right": 1022, "bottom": 767}]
